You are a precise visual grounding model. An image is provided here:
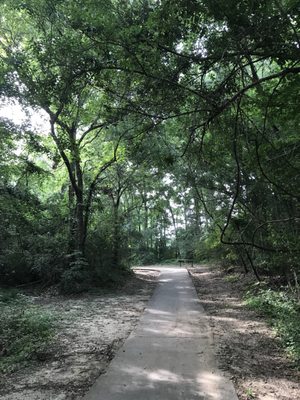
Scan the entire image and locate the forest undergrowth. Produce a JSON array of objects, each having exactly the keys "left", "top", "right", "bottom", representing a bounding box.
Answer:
[
  {"left": 0, "top": 269, "right": 159, "bottom": 400},
  {"left": 189, "top": 263, "right": 300, "bottom": 400}
]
